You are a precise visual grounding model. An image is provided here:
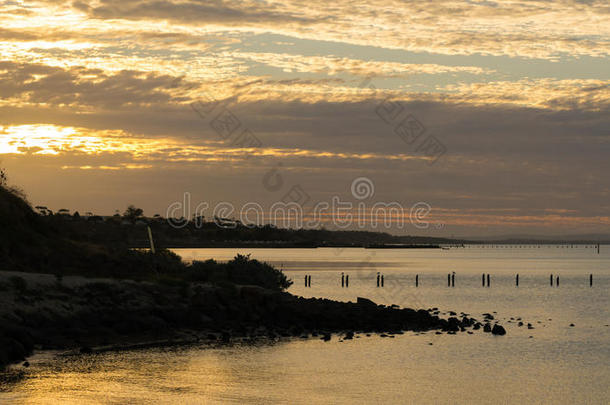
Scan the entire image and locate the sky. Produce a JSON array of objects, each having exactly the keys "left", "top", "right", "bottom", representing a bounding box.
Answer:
[{"left": 0, "top": 0, "right": 609, "bottom": 237}]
